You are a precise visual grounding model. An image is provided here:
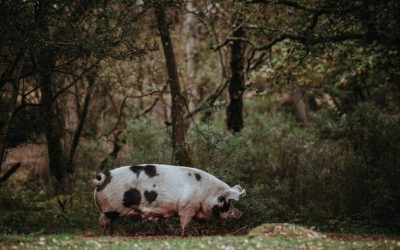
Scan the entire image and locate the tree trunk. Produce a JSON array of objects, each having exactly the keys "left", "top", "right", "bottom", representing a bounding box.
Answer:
[
  {"left": 0, "top": 81, "right": 19, "bottom": 166},
  {"left": 39, "top": 52, "right": 66, "bottom": 191},
  {"left": 183, "top": 1, "right": 200, "bottom": 110},
  {"left": 154, "top": 3, "right": 191, "bottom": 166},
  {"left": 67, "top": 73, "right": 96, "bottom": 173},
  {"left": 227, "top": 24, "right": 246, "bottom": 133},
  {"left": 0, "top": 52, "right": 24, "bottom": 166},
  {"left": 292, "top": 85, "right": 311, "bottom": 127}
]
